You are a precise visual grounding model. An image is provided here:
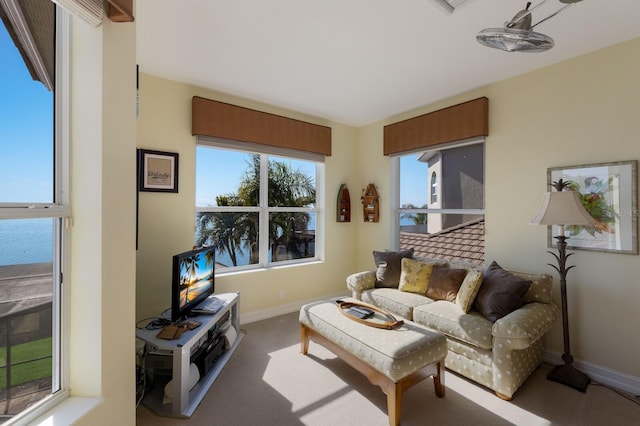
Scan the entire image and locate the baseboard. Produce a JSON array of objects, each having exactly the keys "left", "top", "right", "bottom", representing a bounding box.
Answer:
[
  {"left": 543, "top": 349, "right": 640, "bottom": 396},
  {"left": 240, "top": 291, "right": 349, "bottom": 325}
]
